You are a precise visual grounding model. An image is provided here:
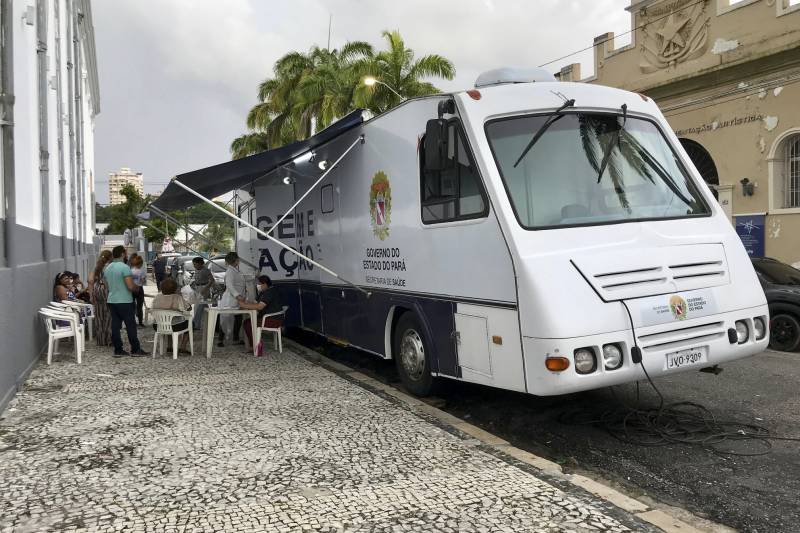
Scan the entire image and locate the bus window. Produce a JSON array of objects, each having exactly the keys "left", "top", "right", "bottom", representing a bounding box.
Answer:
[{"left": 421, "top": 121, "right": 488, "bottom": 224}]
